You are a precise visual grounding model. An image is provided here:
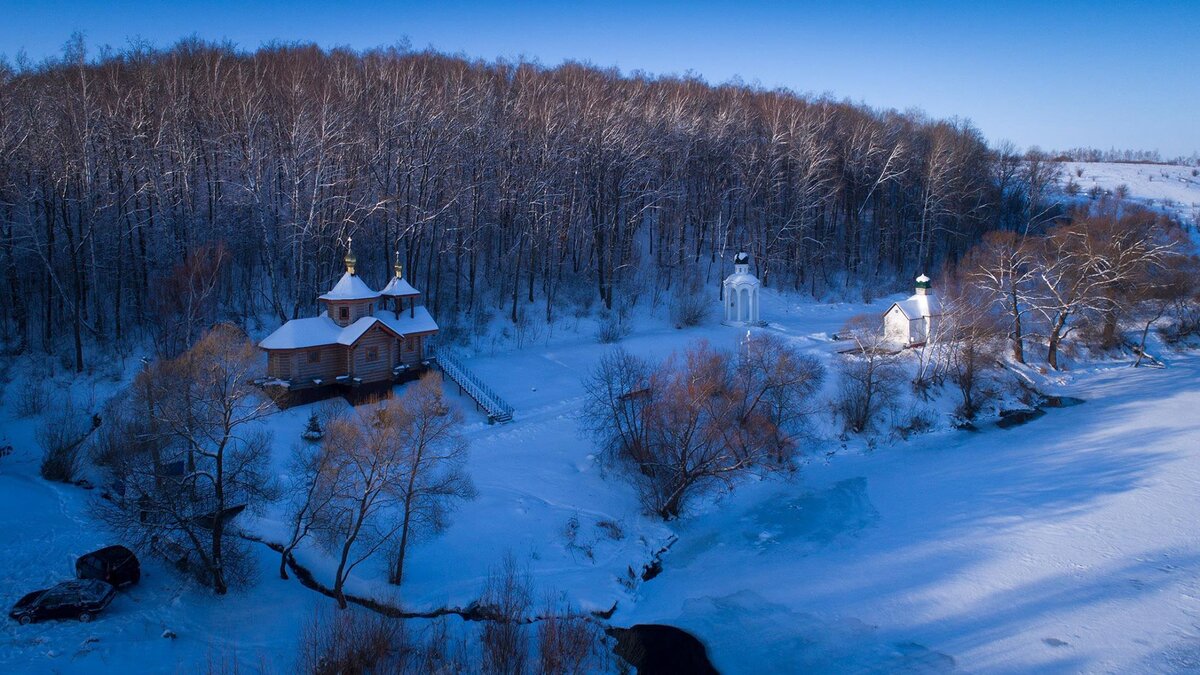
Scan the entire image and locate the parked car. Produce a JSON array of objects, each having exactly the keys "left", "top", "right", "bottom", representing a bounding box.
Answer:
[
  {"left": 76, "top": 545, "right": 140, "bottom": 588},
  {"left": 9, "top": 579, "right": 116, "bottom": 625}
]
